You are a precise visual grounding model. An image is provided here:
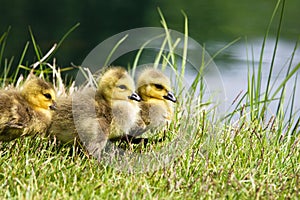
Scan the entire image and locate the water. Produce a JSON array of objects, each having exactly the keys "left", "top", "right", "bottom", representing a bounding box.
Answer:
[
  {"left": 1, "top": 0, "right": 299, "bottom": 66},
  {"left": 207, "top": 38, "right": 300, "bottom": 121},
  {"left": 1, "top": 0, "right": 299, "bottom": 121}
]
